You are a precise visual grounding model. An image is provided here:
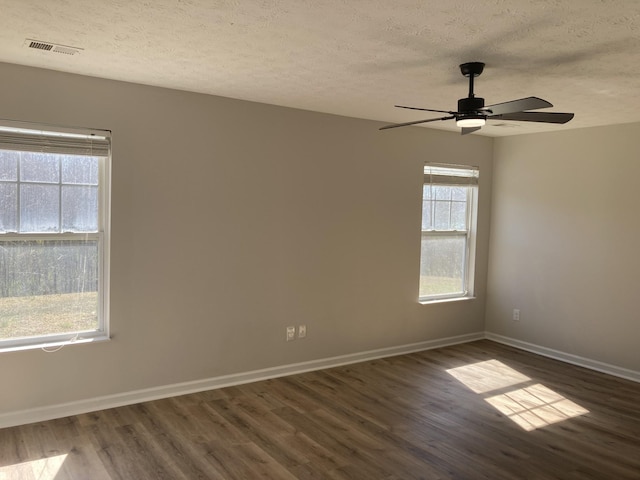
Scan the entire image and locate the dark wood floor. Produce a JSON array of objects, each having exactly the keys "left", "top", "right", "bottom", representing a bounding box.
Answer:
[{"left": 1, "top": 340, "right": 640, "bottom": 479}]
